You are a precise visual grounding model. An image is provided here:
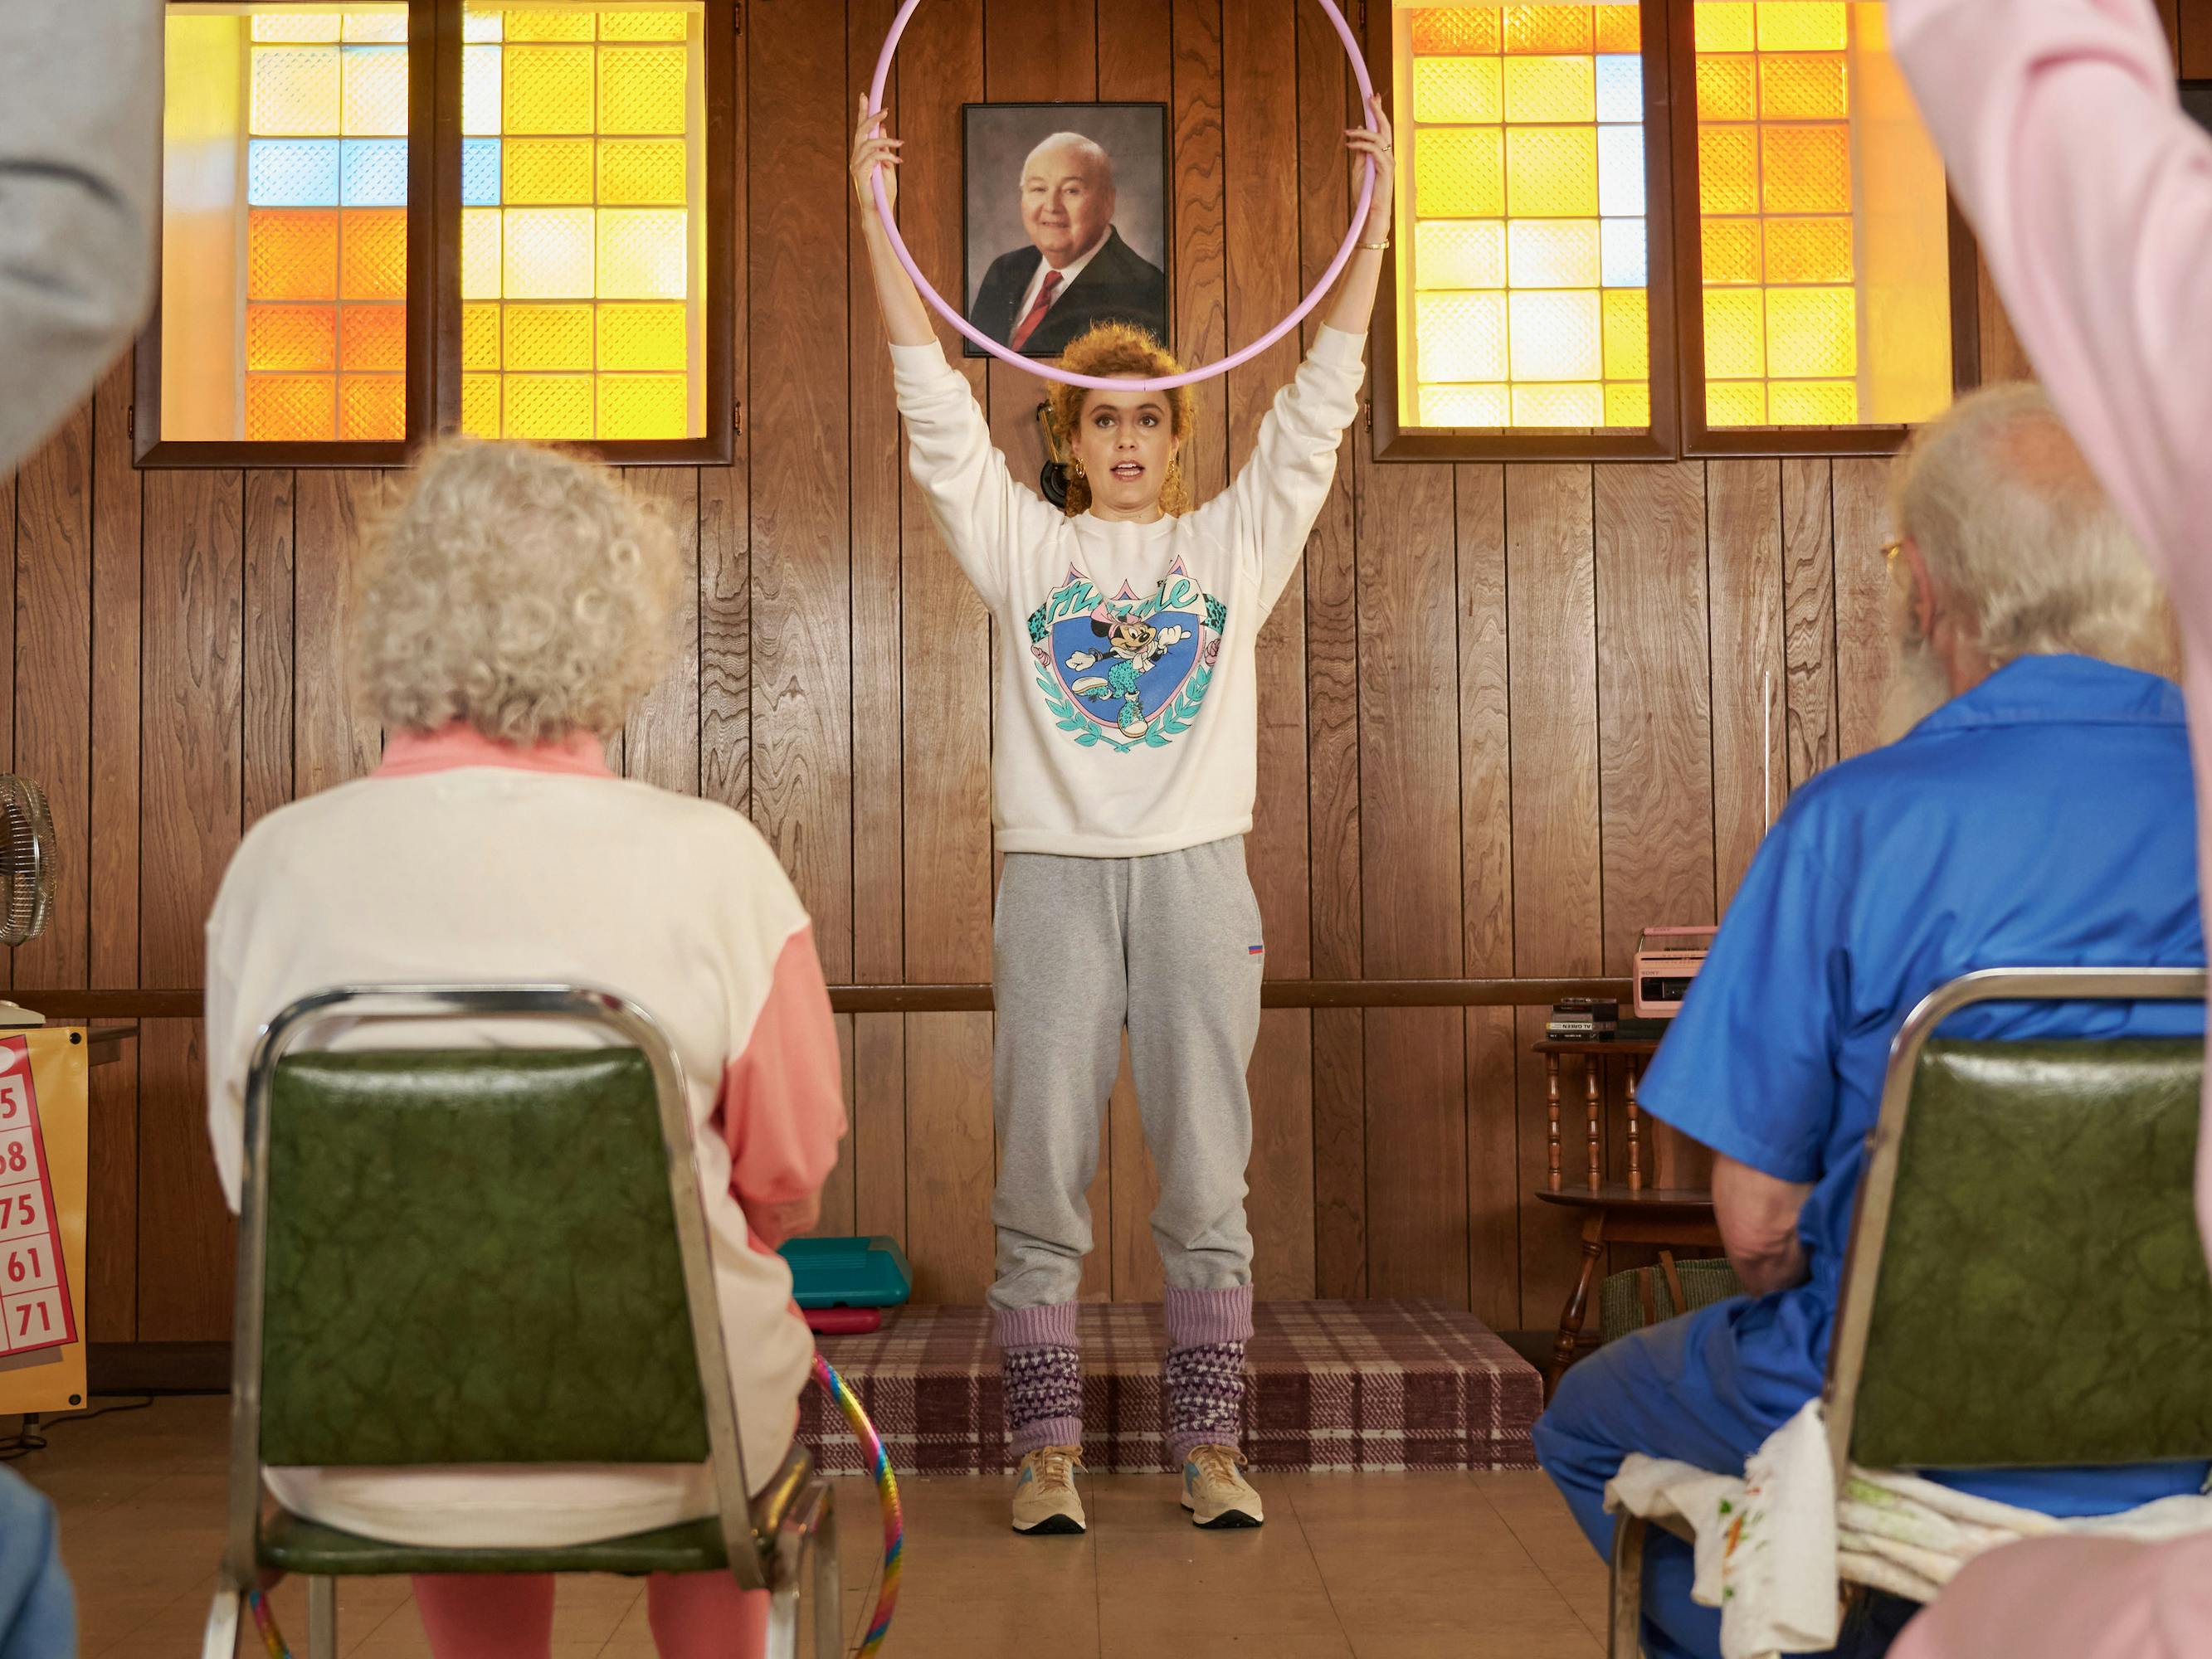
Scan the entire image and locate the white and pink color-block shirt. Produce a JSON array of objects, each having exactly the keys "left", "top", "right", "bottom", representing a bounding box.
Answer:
[{"left": 203, "top": 723, "right": 845, "bottom": 1549}]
